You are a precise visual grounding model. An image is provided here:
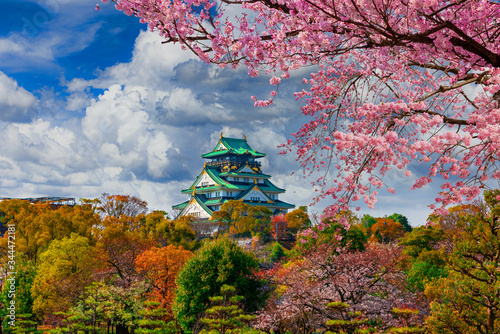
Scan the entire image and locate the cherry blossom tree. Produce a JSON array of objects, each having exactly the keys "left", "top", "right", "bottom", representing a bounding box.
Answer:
[
  {"left": 108, "top": 0, "right": 500, "bottom": 213},
  {"left": 254, "top": 243, "right": 426, "bottom": 333}
]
